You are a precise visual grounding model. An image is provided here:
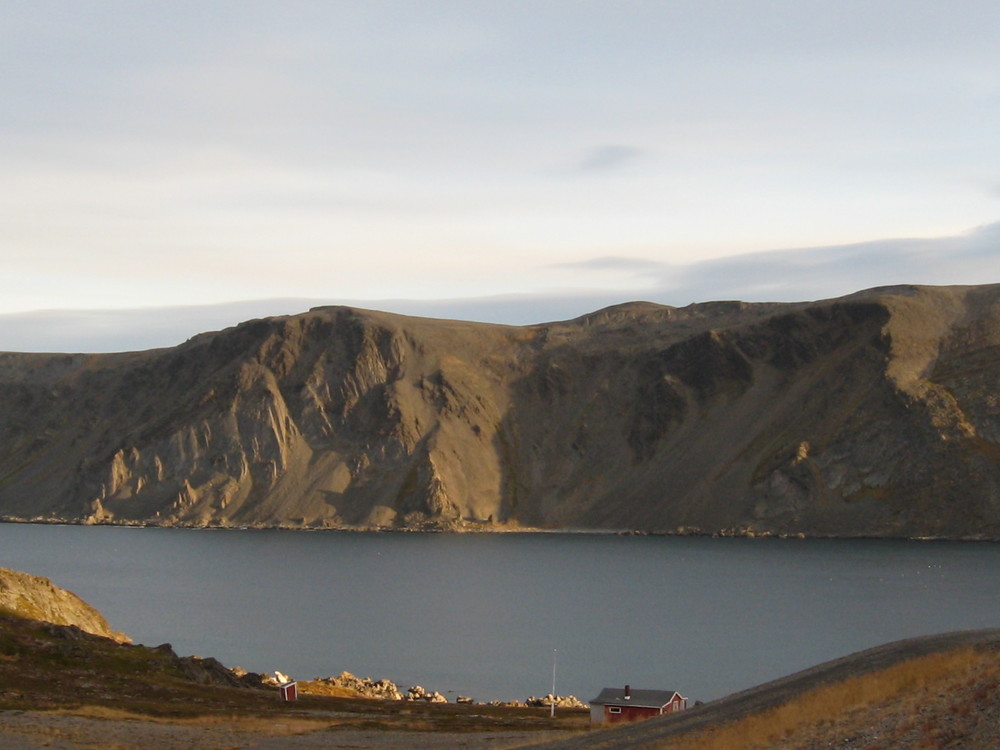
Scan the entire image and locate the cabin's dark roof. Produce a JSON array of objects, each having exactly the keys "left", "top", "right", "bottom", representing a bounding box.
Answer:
[{"left": 589, "top": 687, "right": 683, "bottom": 709}]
